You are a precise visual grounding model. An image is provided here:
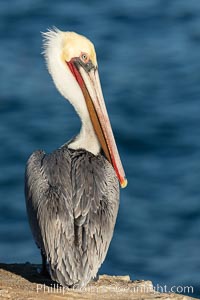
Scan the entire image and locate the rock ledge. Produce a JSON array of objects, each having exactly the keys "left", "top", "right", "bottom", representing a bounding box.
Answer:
[{"left": 0, "top": 263, "right": 195, "bottom": 300}]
